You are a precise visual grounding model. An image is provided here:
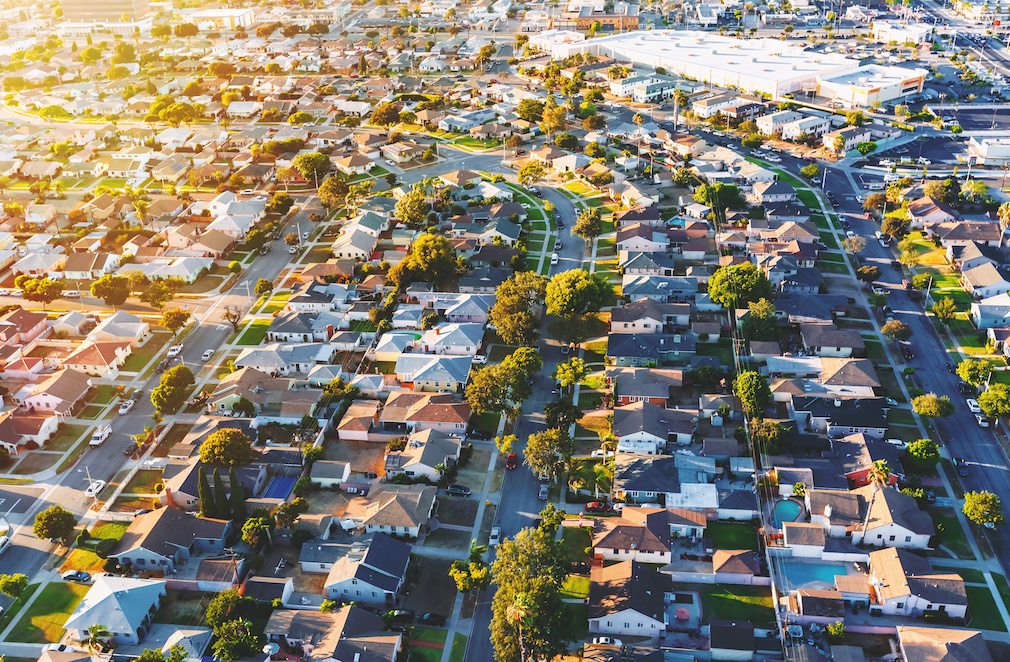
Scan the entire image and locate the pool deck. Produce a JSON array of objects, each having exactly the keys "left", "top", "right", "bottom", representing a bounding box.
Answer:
[{"left": 774, "top": 557, "right": 866, "bottom": 593}]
